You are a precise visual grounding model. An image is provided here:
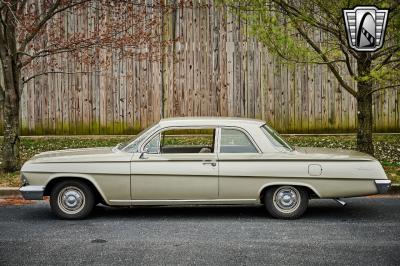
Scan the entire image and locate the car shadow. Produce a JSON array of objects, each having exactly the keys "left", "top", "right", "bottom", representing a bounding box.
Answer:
[
  {"left": 85, "top": 199, "right": 382, "bottom": 221},
  {"left": 21, "top": 198, "right": 387, "bottom": 222},
  {"left": 90, "top": 204, "right": 268, "bottom": 220}
]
